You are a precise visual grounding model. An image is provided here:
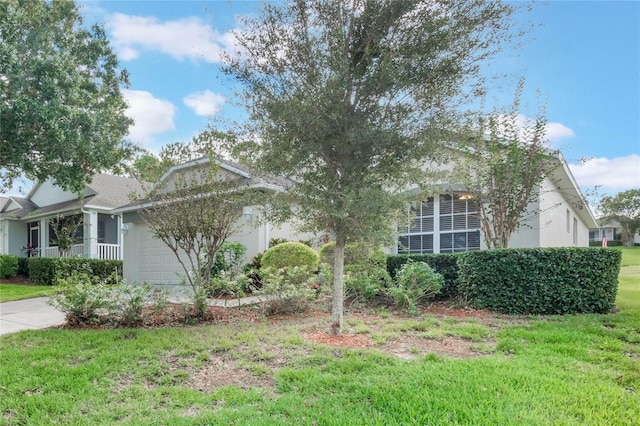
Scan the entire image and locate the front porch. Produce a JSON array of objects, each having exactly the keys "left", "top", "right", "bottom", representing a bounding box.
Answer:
[
  {"left": 26, "top": 212, "right": 123, "bottom": 260},
  {"left": 41, "top": 243, "right": 121, "bottom": 260}
]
